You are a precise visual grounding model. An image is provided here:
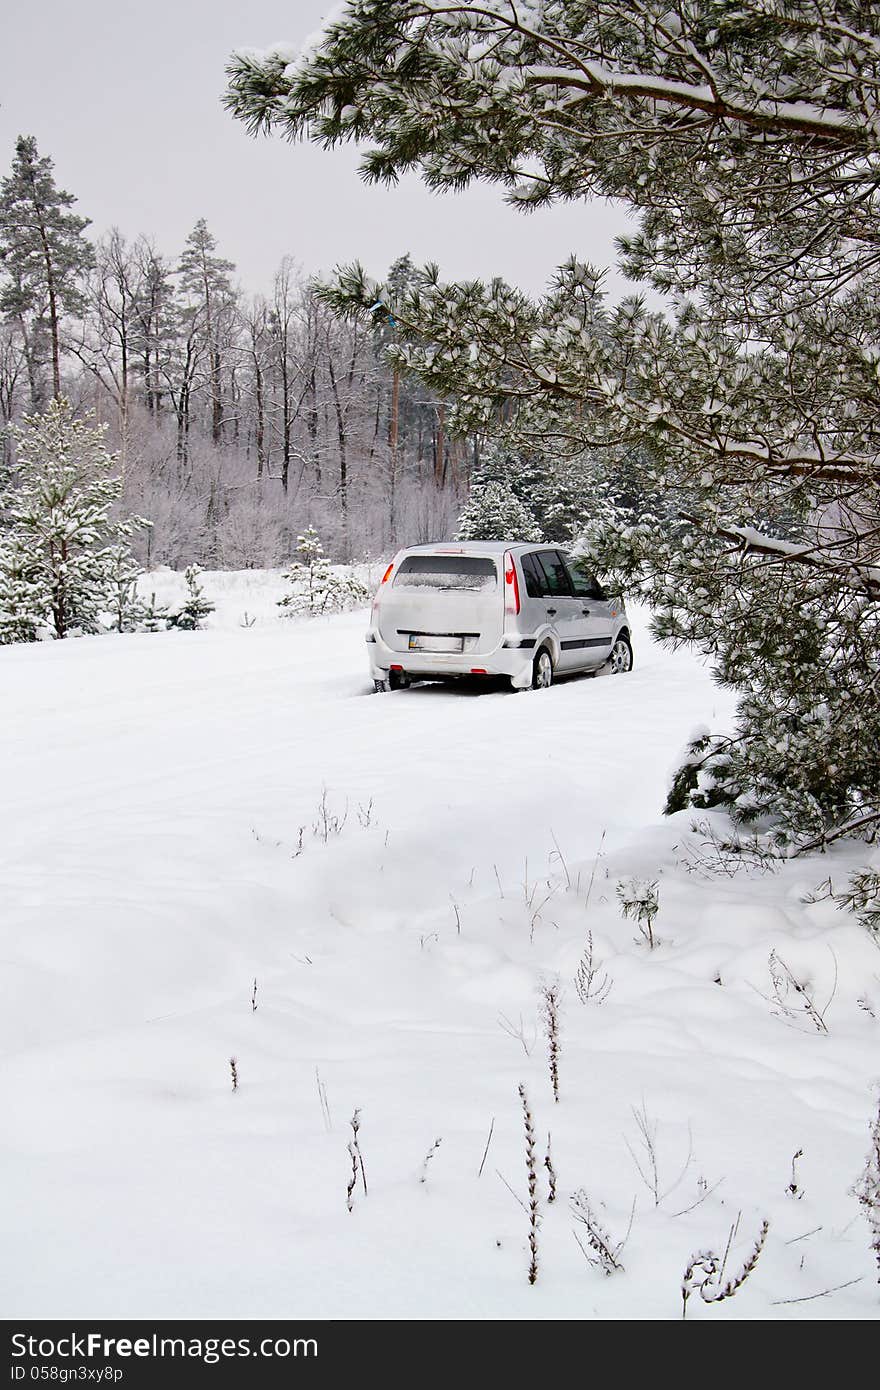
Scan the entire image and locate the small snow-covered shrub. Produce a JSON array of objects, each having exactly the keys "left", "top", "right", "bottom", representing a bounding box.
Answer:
[
  {"left": 278, "top": 527, "right": 369, "bottom": 616},
  {"left": 617, "top": 877, "right": 660, "bottom": 949}
]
